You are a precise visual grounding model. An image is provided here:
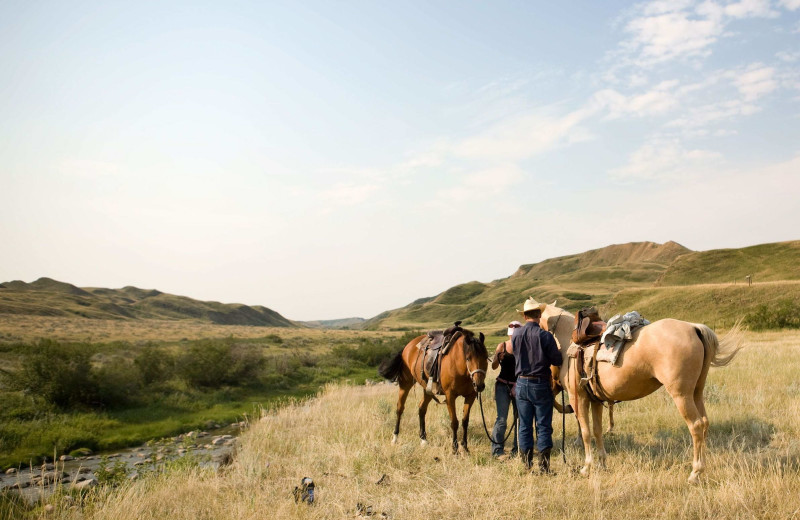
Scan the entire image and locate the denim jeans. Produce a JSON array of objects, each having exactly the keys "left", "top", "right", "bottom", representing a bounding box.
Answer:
[
  {"left": 515, "top": 377, "right": 554, "bottom": 454},
  {"left": 491, "top": 382, "right": 518, "bottom": 456}
]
